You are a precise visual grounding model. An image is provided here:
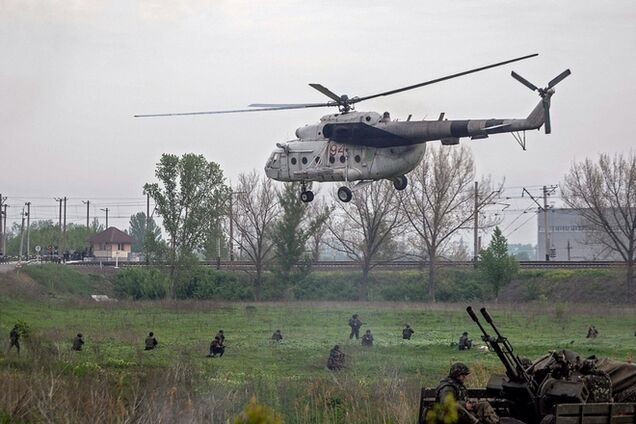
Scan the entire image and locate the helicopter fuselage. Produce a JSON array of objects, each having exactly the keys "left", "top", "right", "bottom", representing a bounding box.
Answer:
[{"left": 264, "top": 103, "right": 545, "bottom": 185}]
